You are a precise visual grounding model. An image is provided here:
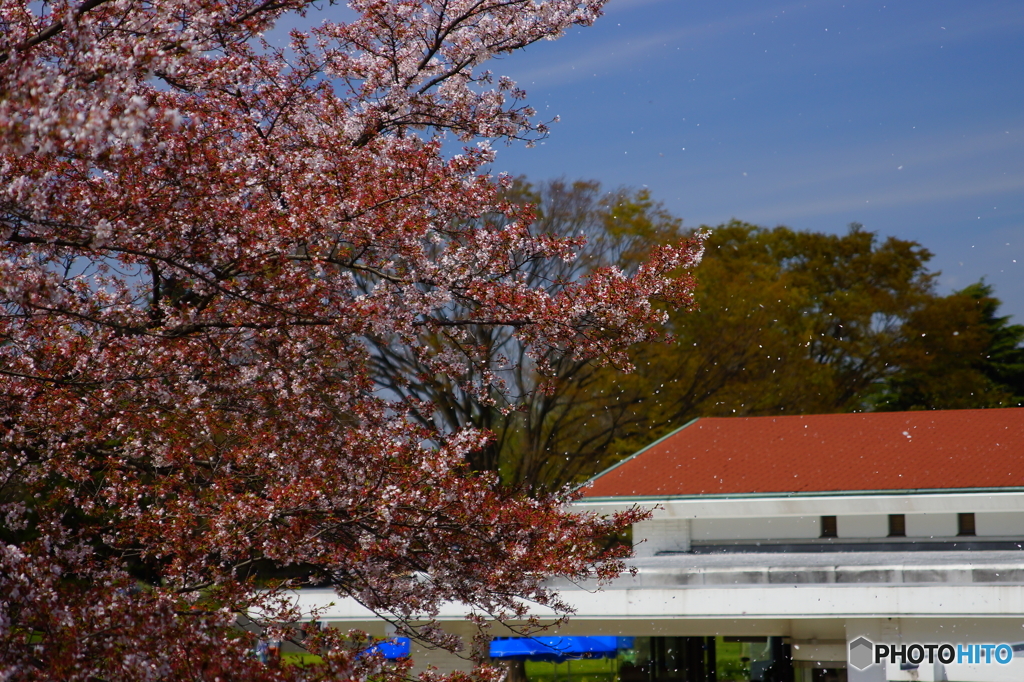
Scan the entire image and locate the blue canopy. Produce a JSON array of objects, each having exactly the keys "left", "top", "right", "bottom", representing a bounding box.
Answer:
[
  {"left": 489, "top": 636, "right": 633, "bottom": 662},
  {"left": 363, "top": 637, "right": 411, "bottom": 659}
]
